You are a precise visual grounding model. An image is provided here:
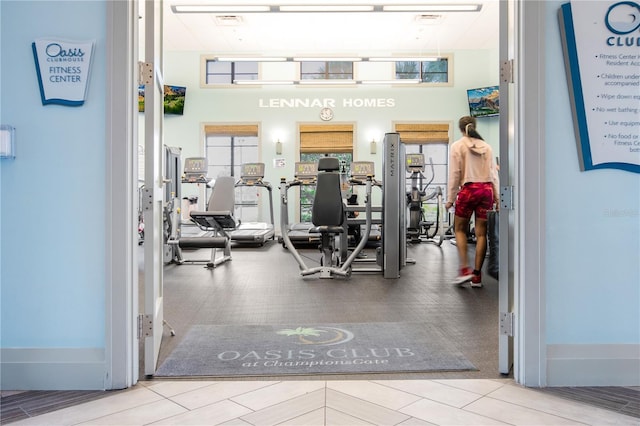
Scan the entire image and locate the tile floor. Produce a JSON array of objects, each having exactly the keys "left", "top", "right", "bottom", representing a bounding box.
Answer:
[{"left": 6, "top": 379, "right": 639, "bottom": 425}]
